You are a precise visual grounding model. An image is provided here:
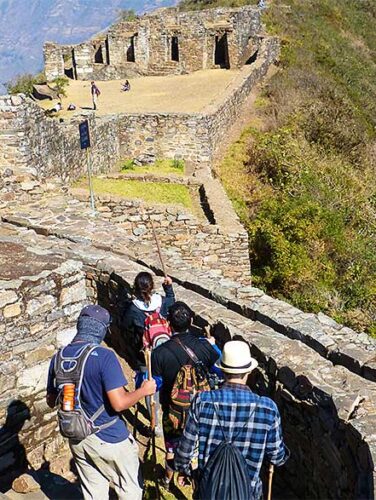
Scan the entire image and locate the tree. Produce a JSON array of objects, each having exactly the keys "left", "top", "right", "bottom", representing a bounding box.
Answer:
[
  {"left": 52, "top": 76, "right": 69, "bottom": 103},
  {"left": 7, "top": 72, "right": 45, "bottom": 96}
]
